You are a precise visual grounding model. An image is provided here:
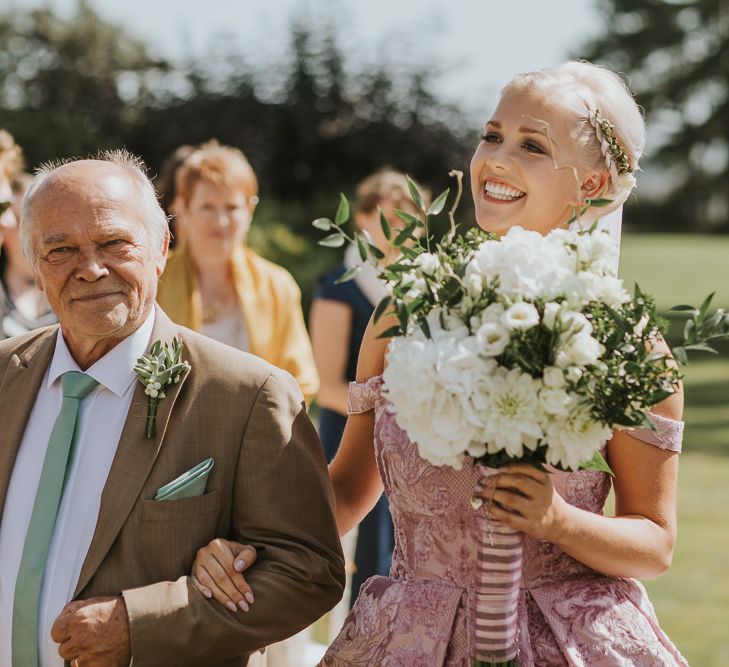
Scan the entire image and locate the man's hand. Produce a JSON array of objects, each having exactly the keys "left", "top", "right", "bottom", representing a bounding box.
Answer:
[{"left": 51, "top": 596, "right": 131, "bottom": 667}]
